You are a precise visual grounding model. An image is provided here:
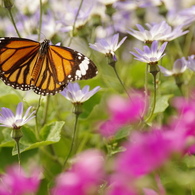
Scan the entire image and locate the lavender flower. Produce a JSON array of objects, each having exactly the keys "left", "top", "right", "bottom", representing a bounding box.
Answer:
[
  {"left": 0, "top": 102, "right": 35, "bottom": 129},
  {"left": 130, "top": 41, "right": 168, "bottom": 64},
  {"left": 89, "top": 33, "right": 127, "bottom": 61},
  {"left": 187, "top": 55, "right": 195, "bottom": 72},
  {"left": 127, "top": 21, "right": 188, "bottom": 42},
  {"left": 158, "top": 57, "right": 187, "bottom": 76},
  {"left": 180, "top": 5, "right": 195, "bottom": 17},
  {"left": 167, "top": 10, "right": 195, "bottom": 29},
  {"left": 60, "top": 82, "right": 100, "bottom": 104}
]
